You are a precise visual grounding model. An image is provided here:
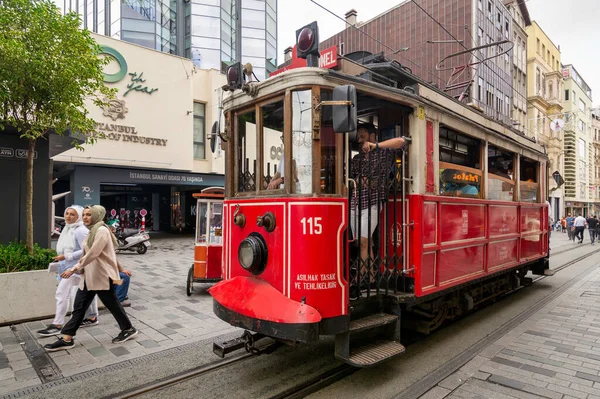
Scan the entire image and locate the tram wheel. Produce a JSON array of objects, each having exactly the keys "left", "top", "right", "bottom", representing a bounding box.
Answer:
[{"left": 186, "top": 266, "right": 194, "bottom": 296}]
